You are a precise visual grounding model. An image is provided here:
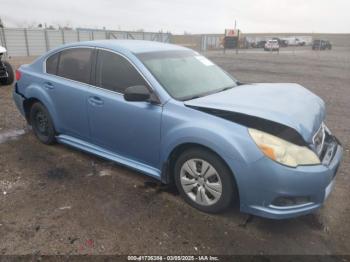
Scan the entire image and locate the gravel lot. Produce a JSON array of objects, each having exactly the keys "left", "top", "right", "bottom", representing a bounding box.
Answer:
[{"left": 0, "top": 46, "right": 349, "bottom": 255}]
